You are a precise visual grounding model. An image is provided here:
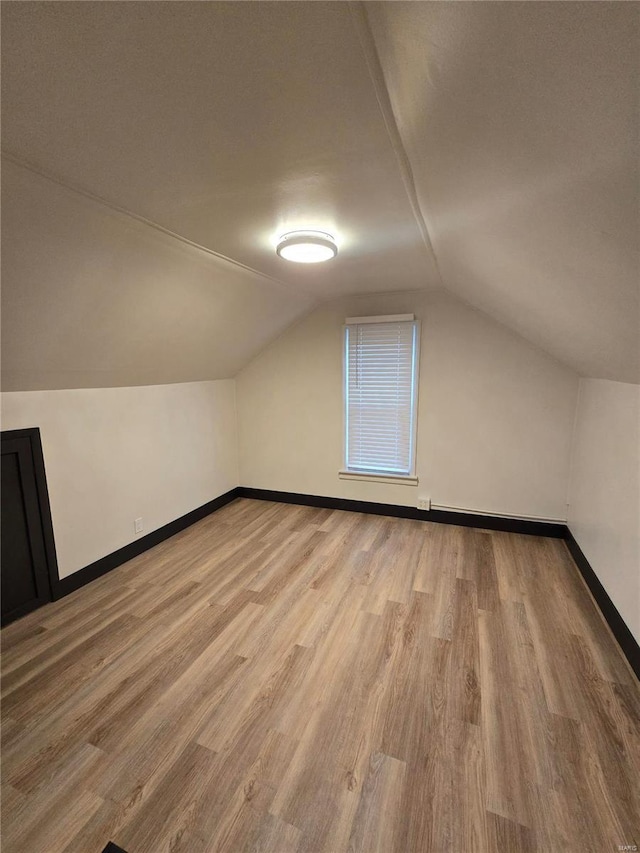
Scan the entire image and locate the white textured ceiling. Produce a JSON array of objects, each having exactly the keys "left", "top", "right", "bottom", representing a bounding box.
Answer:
[
  {"left": 1, "top": 1, "right": 439, "bottom": 300},
  {"left": 2, "top": 1, "right": 638, "bottom": 385},
  {"left": 365, "top": 1, "right": 639, "bottom": 383}
]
